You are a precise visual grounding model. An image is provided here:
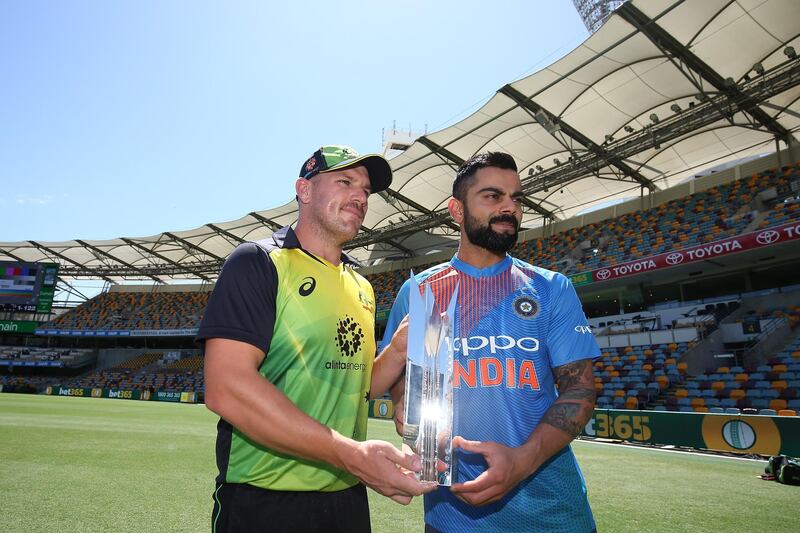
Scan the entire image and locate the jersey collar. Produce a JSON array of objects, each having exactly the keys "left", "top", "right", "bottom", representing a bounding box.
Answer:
[
  {"left": 450, "top": 254, "right": 512, "bottom": 278},
  {"left": 270, "top": 225, "right": 359, "bottom": 267}
]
